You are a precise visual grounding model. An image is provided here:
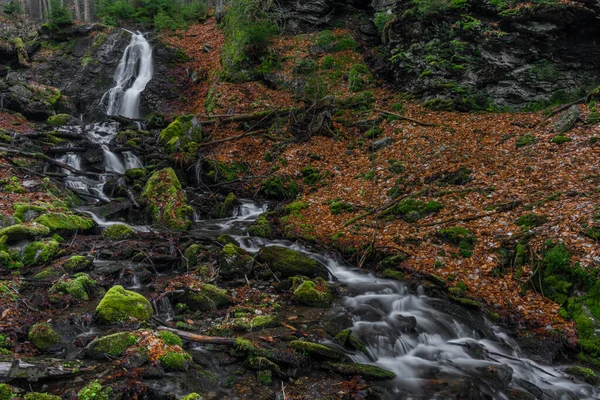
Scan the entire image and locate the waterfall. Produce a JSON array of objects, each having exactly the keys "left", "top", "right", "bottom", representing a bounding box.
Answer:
[
  {"left": 57, "top": 153, "right": 81, "bottom": 174},
  {"left": 103, "top": 31, "right": 153, "bottom": 119},
  {"left": 101, "top": 145, "right": 125, "bottom": 174},
  {"left": 123, "top": 151, "right": 143, "bottom": 170}
]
